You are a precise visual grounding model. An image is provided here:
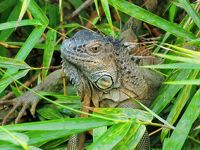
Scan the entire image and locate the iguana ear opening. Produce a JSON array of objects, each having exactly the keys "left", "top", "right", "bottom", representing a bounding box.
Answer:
[{"left": 95, "top": 75, "right": 113, "bottom": 90}]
